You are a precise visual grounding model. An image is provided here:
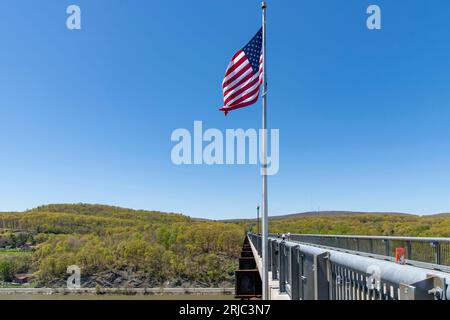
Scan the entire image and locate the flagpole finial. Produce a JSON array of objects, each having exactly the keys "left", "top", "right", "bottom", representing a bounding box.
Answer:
[{"left": 262, "top": 1, "right": 267, "bottom": 9}]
